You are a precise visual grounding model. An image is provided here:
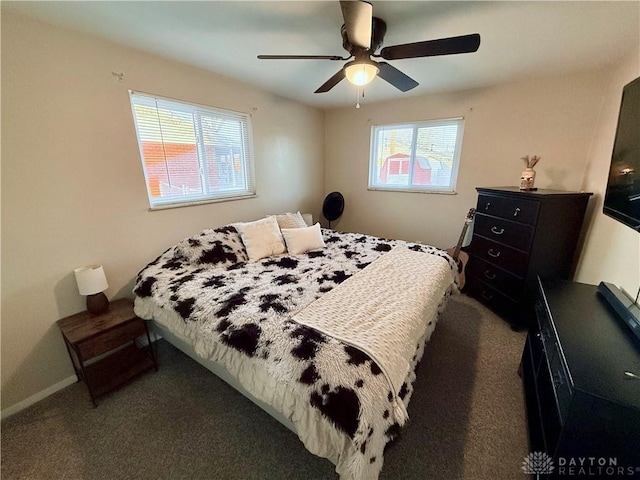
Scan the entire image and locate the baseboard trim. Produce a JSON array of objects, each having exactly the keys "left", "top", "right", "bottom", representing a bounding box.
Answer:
[{"left": 1, "top": 375, "right": 78, "bottom": 420}]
